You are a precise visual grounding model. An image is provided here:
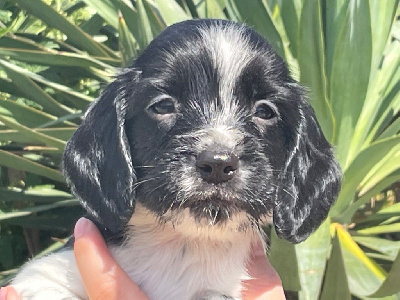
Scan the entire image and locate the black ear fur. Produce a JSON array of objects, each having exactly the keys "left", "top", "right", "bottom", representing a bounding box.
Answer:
[
  {"left": 273, "top": 103, "right": 341, "bottom": 243},
  {"left": 63, "top": 70, "right": 139, "bottom": 234}
]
